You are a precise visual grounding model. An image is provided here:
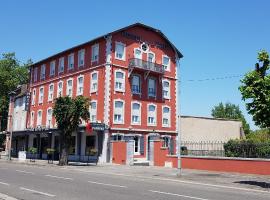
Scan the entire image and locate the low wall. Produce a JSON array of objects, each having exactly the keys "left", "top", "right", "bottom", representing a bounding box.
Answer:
[
  {"left": 153, "top": 140, "right": 169, "bottom": 167},
  {"left": 154, "top": 141, "right": 270, "bottom": 175},
  {"left": 112, "top": 141, "right": 126, "bottom": 165}
]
